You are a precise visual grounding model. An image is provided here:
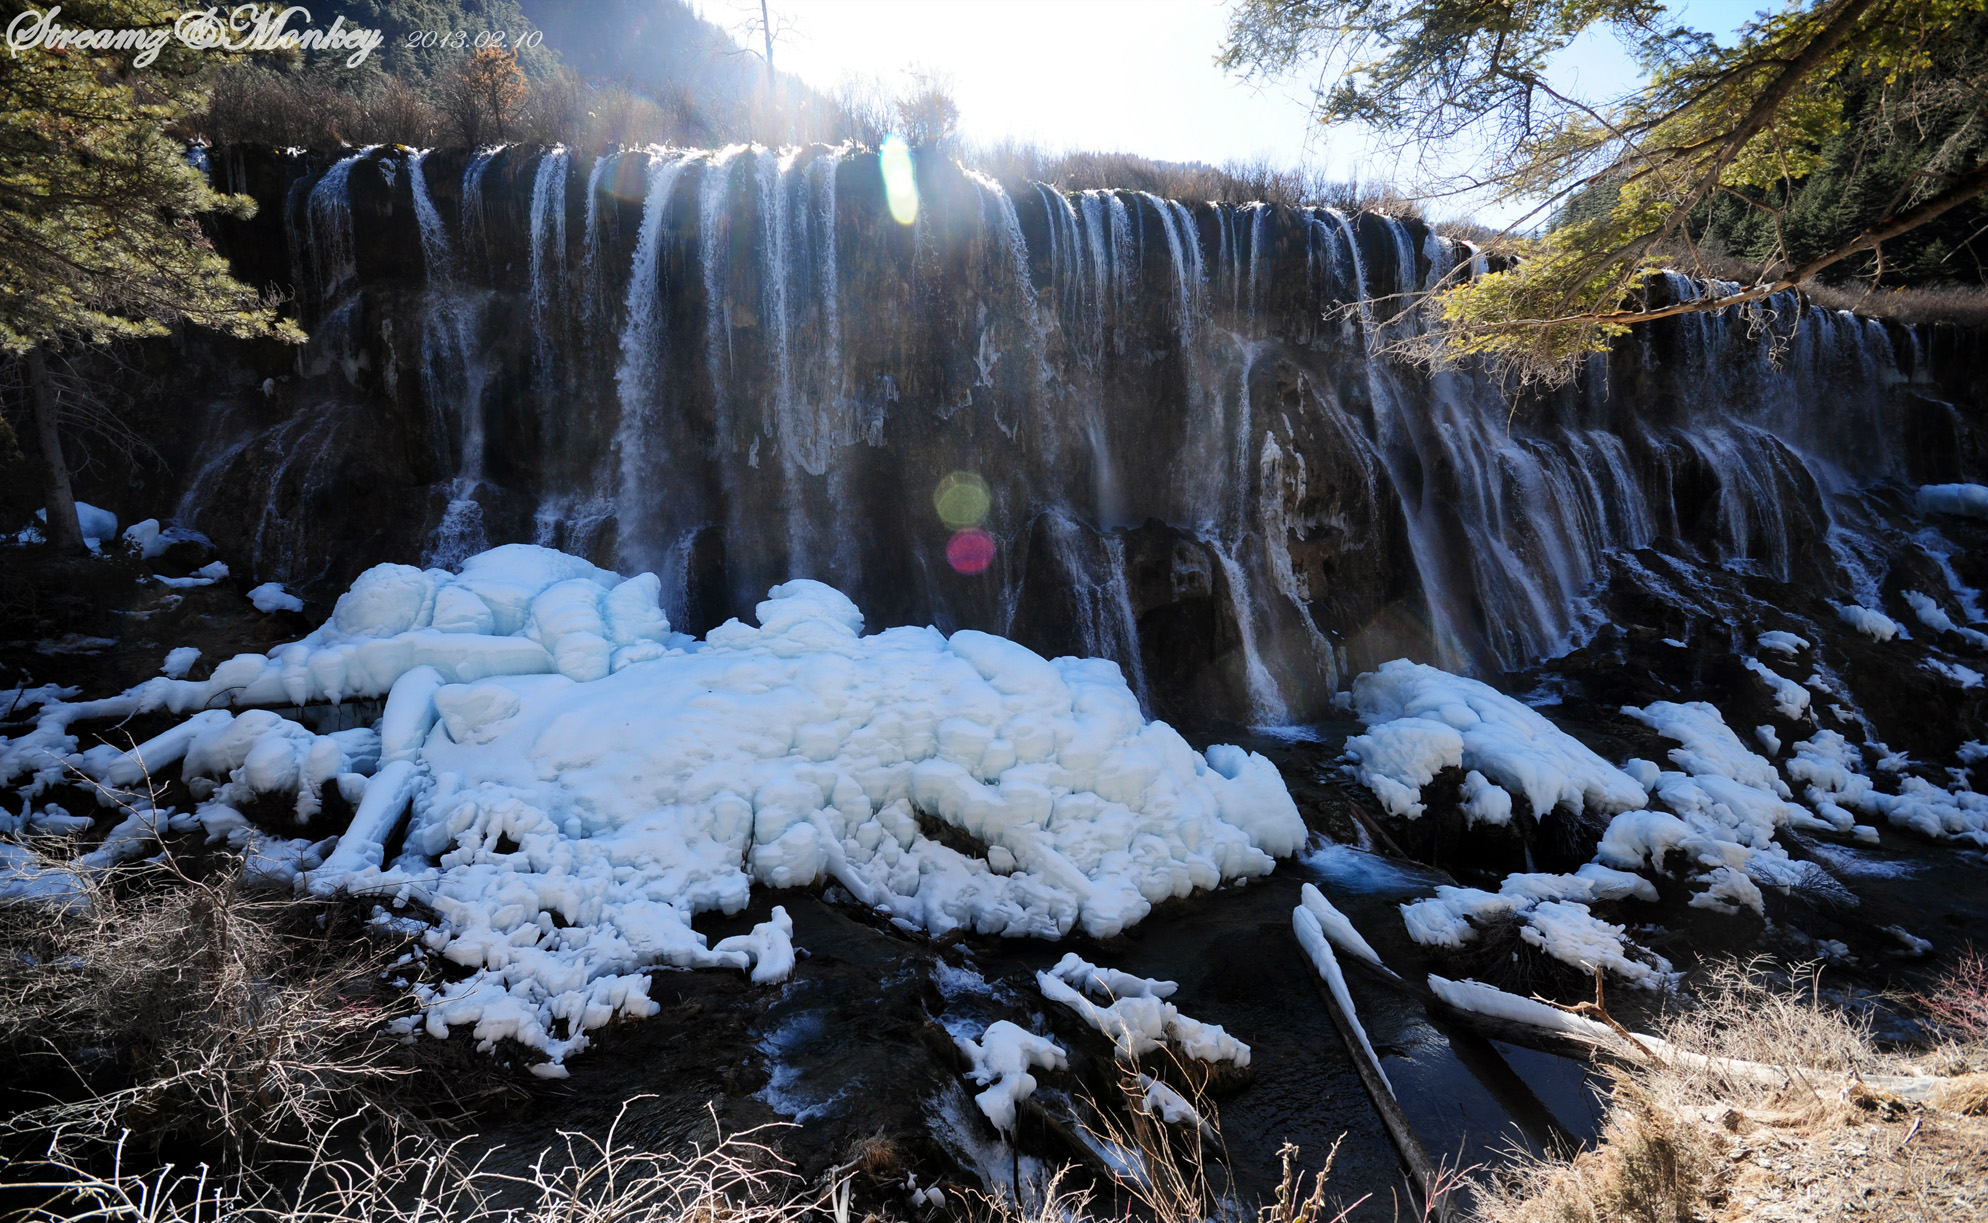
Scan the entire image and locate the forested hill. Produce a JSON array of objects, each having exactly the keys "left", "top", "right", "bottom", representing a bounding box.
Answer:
[{"left": 1691, "top": 10, "right": 1988, "bottom": 289}]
